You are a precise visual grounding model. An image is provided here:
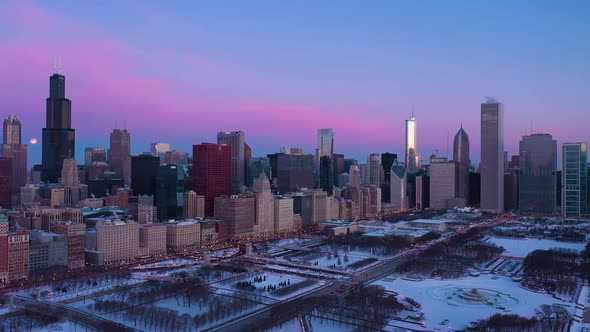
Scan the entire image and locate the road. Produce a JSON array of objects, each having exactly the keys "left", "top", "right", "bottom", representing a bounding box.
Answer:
[{"left": 205, "top": 218, "right": 505, "bottom": 332}]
